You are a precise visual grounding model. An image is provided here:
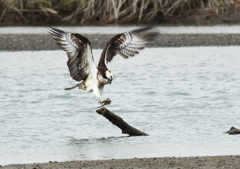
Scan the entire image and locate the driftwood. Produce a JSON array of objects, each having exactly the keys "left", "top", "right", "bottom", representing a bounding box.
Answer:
[
  {"left": 96, "top": 107, "right": 148, "bottom": 136},
  {"left": 224, "top": 126, "right": 240, "bottom": 135}
]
